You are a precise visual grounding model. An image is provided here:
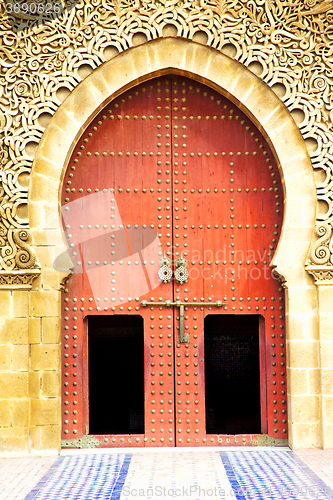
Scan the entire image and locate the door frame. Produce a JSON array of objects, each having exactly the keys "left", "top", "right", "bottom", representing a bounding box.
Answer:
[
  {"left": 82, "top": 313, "right": 268, "bottom": 442},
  {"left": 259, "top": 316, "right": 267, "bottom": 434},
  {"left": 30, "top": 38, "right": 317, "bottom": 449}
]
